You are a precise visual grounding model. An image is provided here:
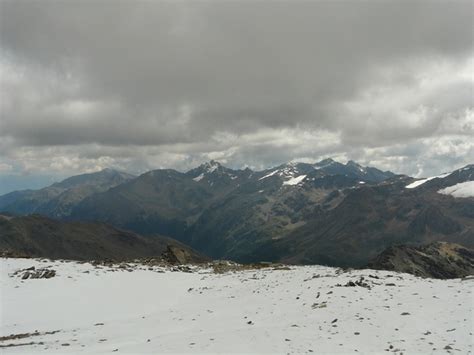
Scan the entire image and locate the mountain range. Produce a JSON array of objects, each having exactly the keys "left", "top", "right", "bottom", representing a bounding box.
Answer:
[{"left": 0, "top": 159, "right": 472, "bottom": 267}]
